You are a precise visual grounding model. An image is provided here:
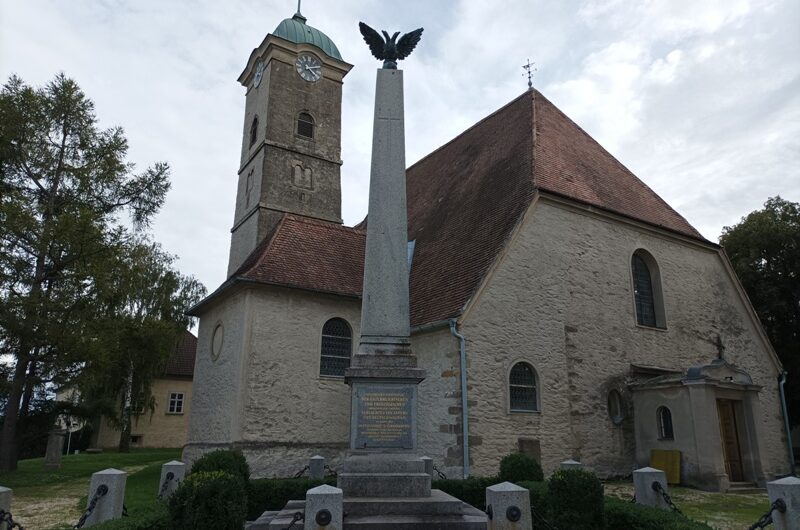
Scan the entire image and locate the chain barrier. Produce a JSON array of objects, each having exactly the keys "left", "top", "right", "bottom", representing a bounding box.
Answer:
[
  {"left": 530, "top": 502, "right": 559, "bottom": 530},
  {"left": 292, "top": 465, "right": 309, "bottom": 479},
  {"left": 122, "top": 504, "right": 128, "bottom": 517},
  {"left": 629, "top": 494, "right": 636, "bottom": 503},
  {"left": 157, "top": 471, "right": 175, "bottom": 500},
  {"left": 74, "top": 484, "right": 109, "bottom": 528},
  {"left": 284, "top": 511, "right": 304, "bottom": 529},
  {"left": 651, "top": 481, "right": 682, "bottom": 515},
  {"left": 432, "top": 463, "right": 447, "bottom": 480},
  {"left": 323, "top": 464, "right": 338, "bottom": 478},
  {"left": 747, "top": 498, "right": 787, "bottom": 530},
  {"left": 0, "top": 509, "right": 25, "bottom": 530}
]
